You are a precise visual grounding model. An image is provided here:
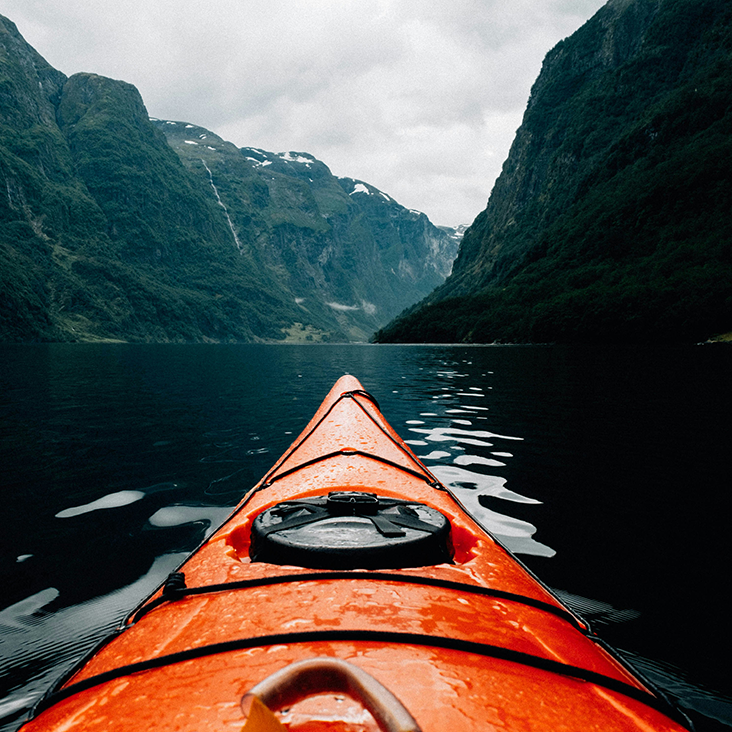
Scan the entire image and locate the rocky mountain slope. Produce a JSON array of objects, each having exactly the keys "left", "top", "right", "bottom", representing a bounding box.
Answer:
[
  {"left": 0, "top": 15, "right": 458, "bottom": 343},
  {"left": 376, "top": 0, "right": 732, "bottom": 344},
  {"left": 156, "top": 121, "right": 458, "bottom": 341}
]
